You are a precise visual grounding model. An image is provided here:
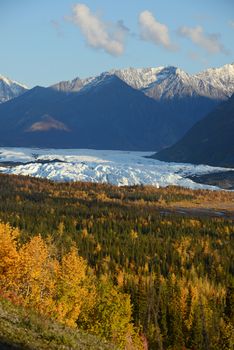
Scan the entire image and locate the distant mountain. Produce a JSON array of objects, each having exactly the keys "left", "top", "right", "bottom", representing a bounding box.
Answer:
[
  {"left": 154, "top": 94, "right": 234, "bottom": 168},
  {"left": 0, "top": 76, "right": 178, "bottom": 150},
  {"left": 51, "top": 64, "right": 234, "bottom": 148},
  {"left": 52, "top": 63, "right": 234, "bottom": 100},
  {"left": 0, "top": 75, "right": 28, "bottom": 103},
  {"left": 195, "top": 62, "right": 234, "bottom": 97},
  {"left": 144, "top": 66, "right": 227, "bottom": 100},
  {"left": 0, "top": 63, "right": 234, "bottom": 151}
]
